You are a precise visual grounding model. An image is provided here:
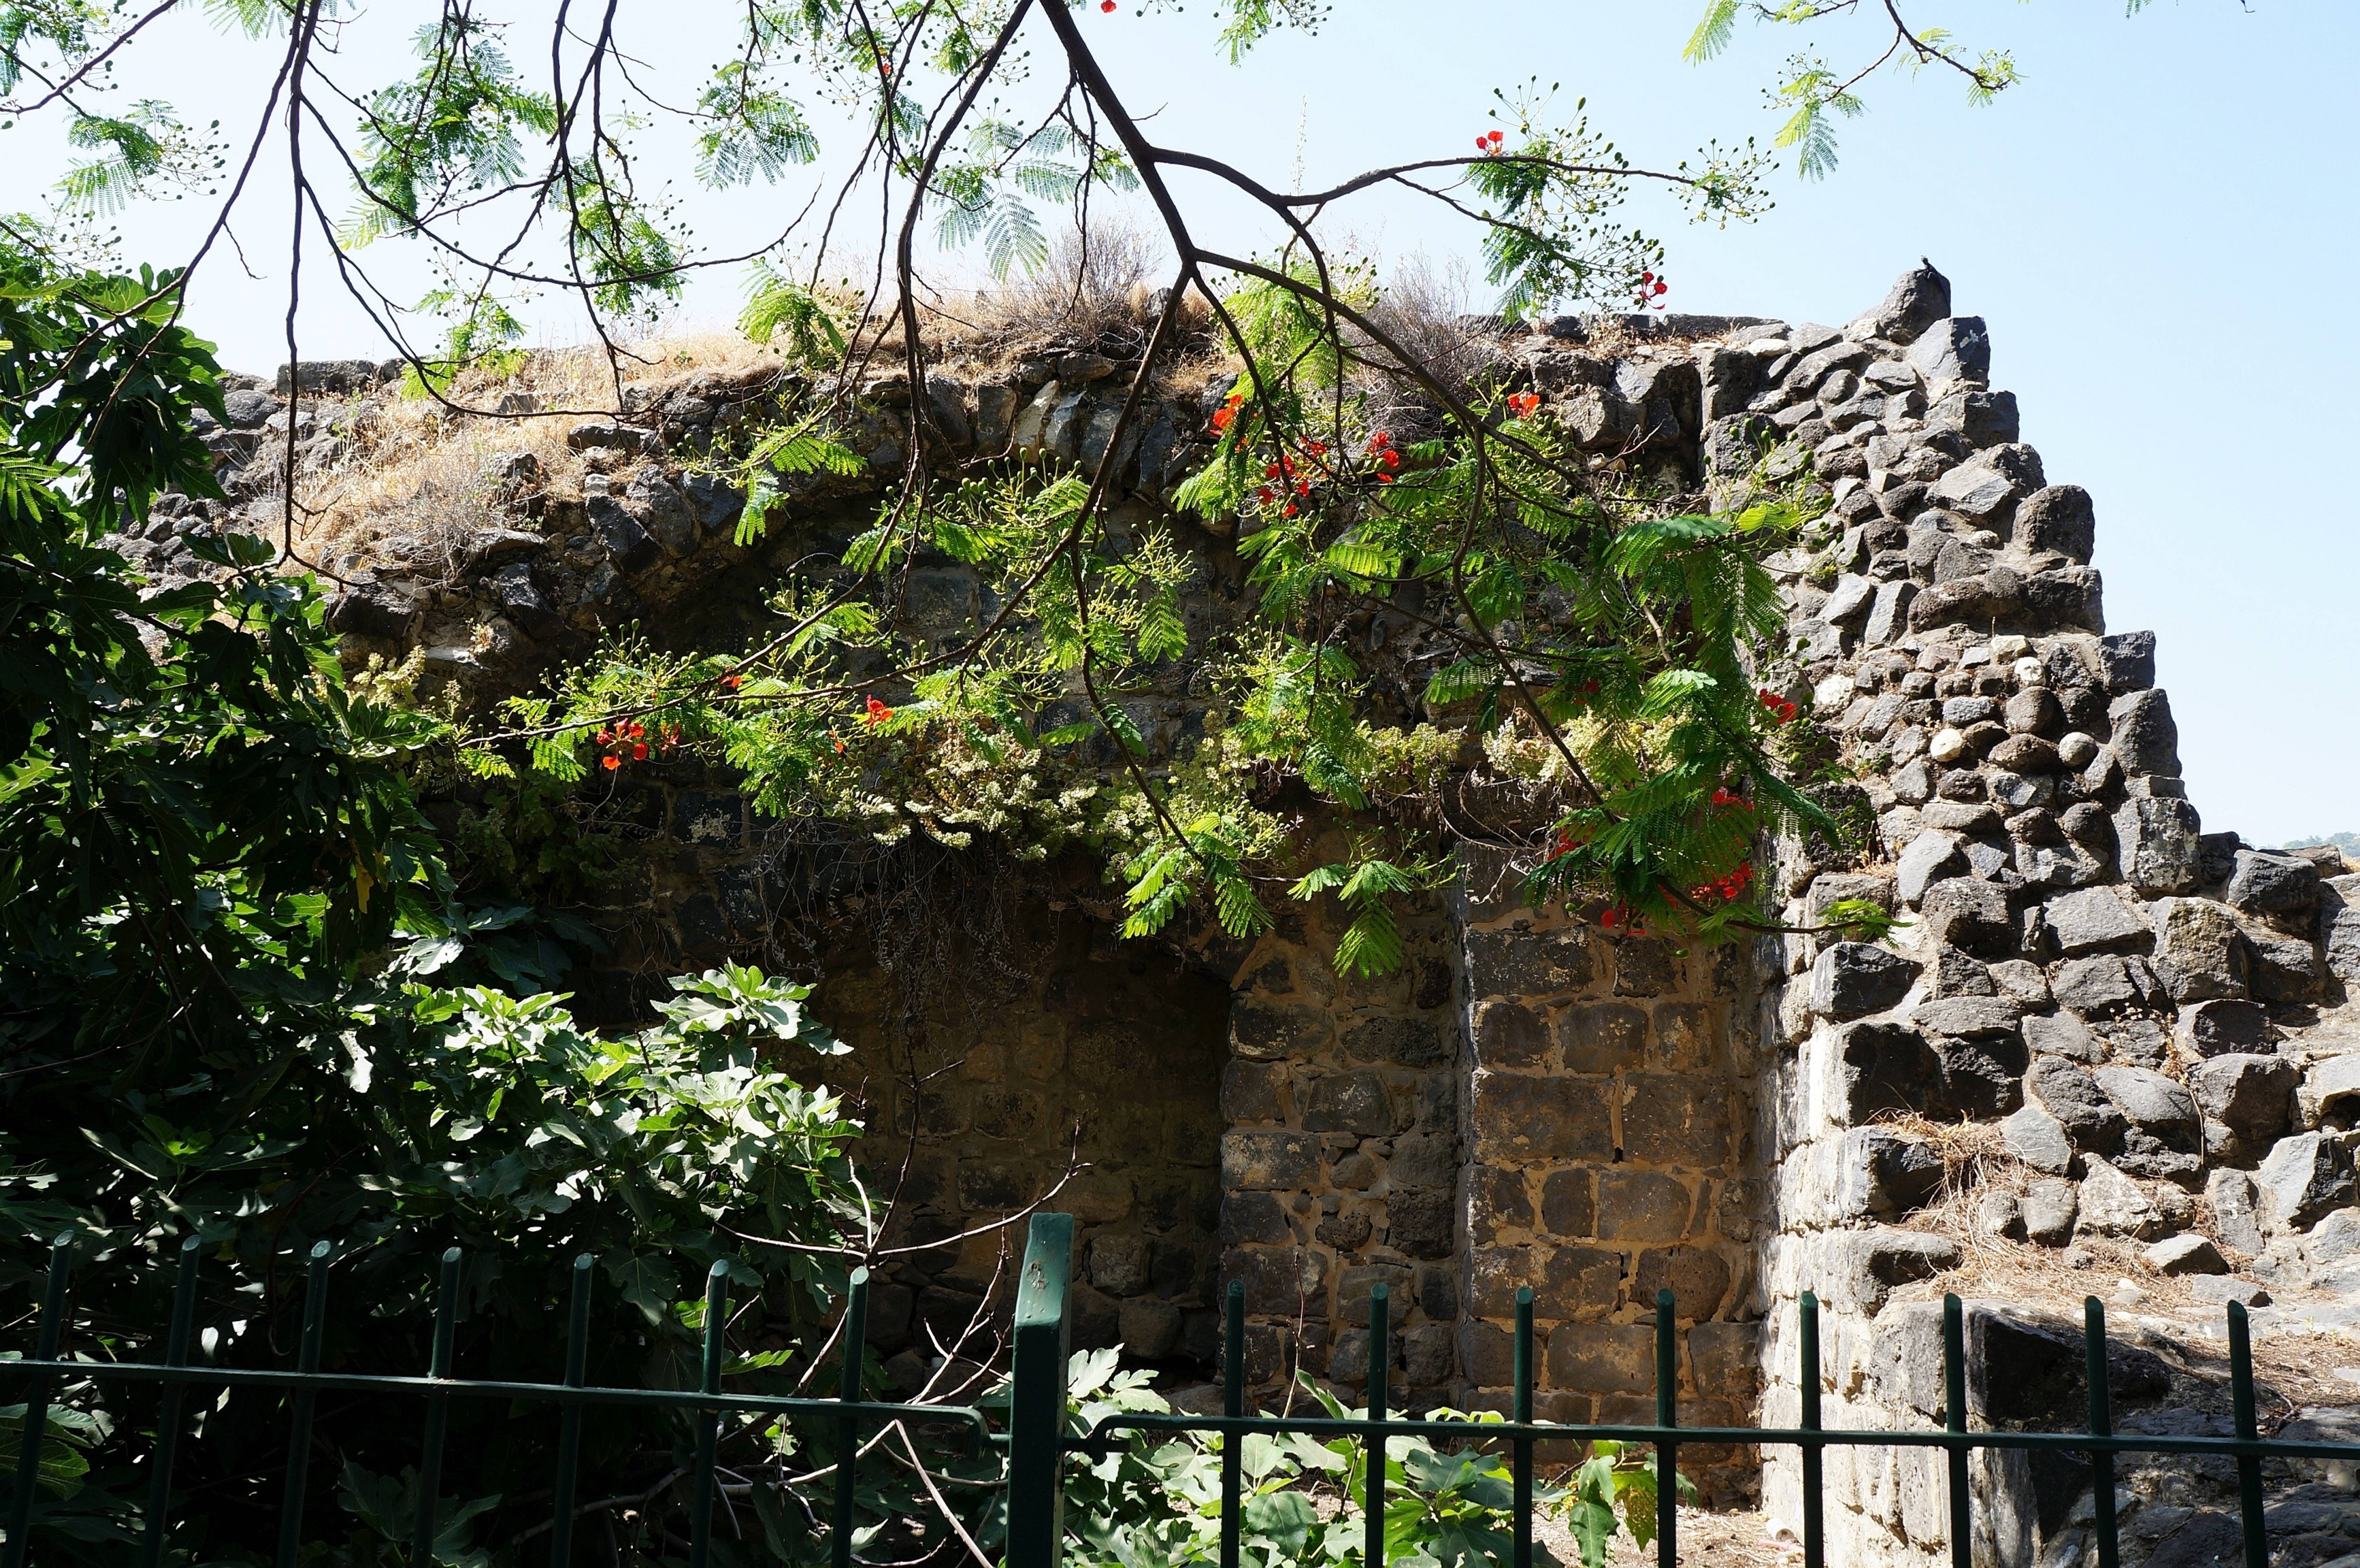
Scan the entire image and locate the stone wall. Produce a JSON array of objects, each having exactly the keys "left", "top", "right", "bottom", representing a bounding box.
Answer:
[{"left": 223, "top": 261, "right": 2360, "bottom": 1541}]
